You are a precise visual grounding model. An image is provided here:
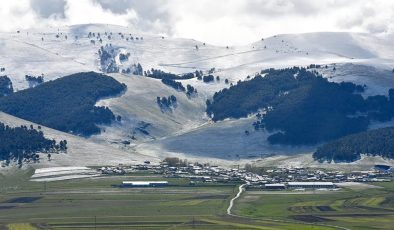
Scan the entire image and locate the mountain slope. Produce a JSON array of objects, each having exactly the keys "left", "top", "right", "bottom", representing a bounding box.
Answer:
[
  {"left": 0, "top": 112, "right": 155, "bottom": 167},
  {"left": 1, "top": 24, "right": 394, "bottom": 165},
  {"left": 0, "top": 72, "right": 126, "bottom": 136},
  {"left": 1, "top": 24, "right": 394, "bottom": 91},
  {"left": 94, "top": 73, "right": 207, "bottom": 142}
]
